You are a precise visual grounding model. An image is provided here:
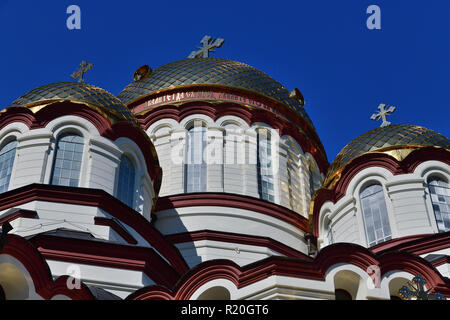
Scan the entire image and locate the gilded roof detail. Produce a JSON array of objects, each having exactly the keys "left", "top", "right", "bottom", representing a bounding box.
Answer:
[
  {"left": 324, "top": 125, "right": 450, "bottom": 187},
  {"left": 12, "top": 82, "right": 136, "bottom": 123},
  {"left": 117, "top": 58, "right": 313, "bottom": 126}
]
